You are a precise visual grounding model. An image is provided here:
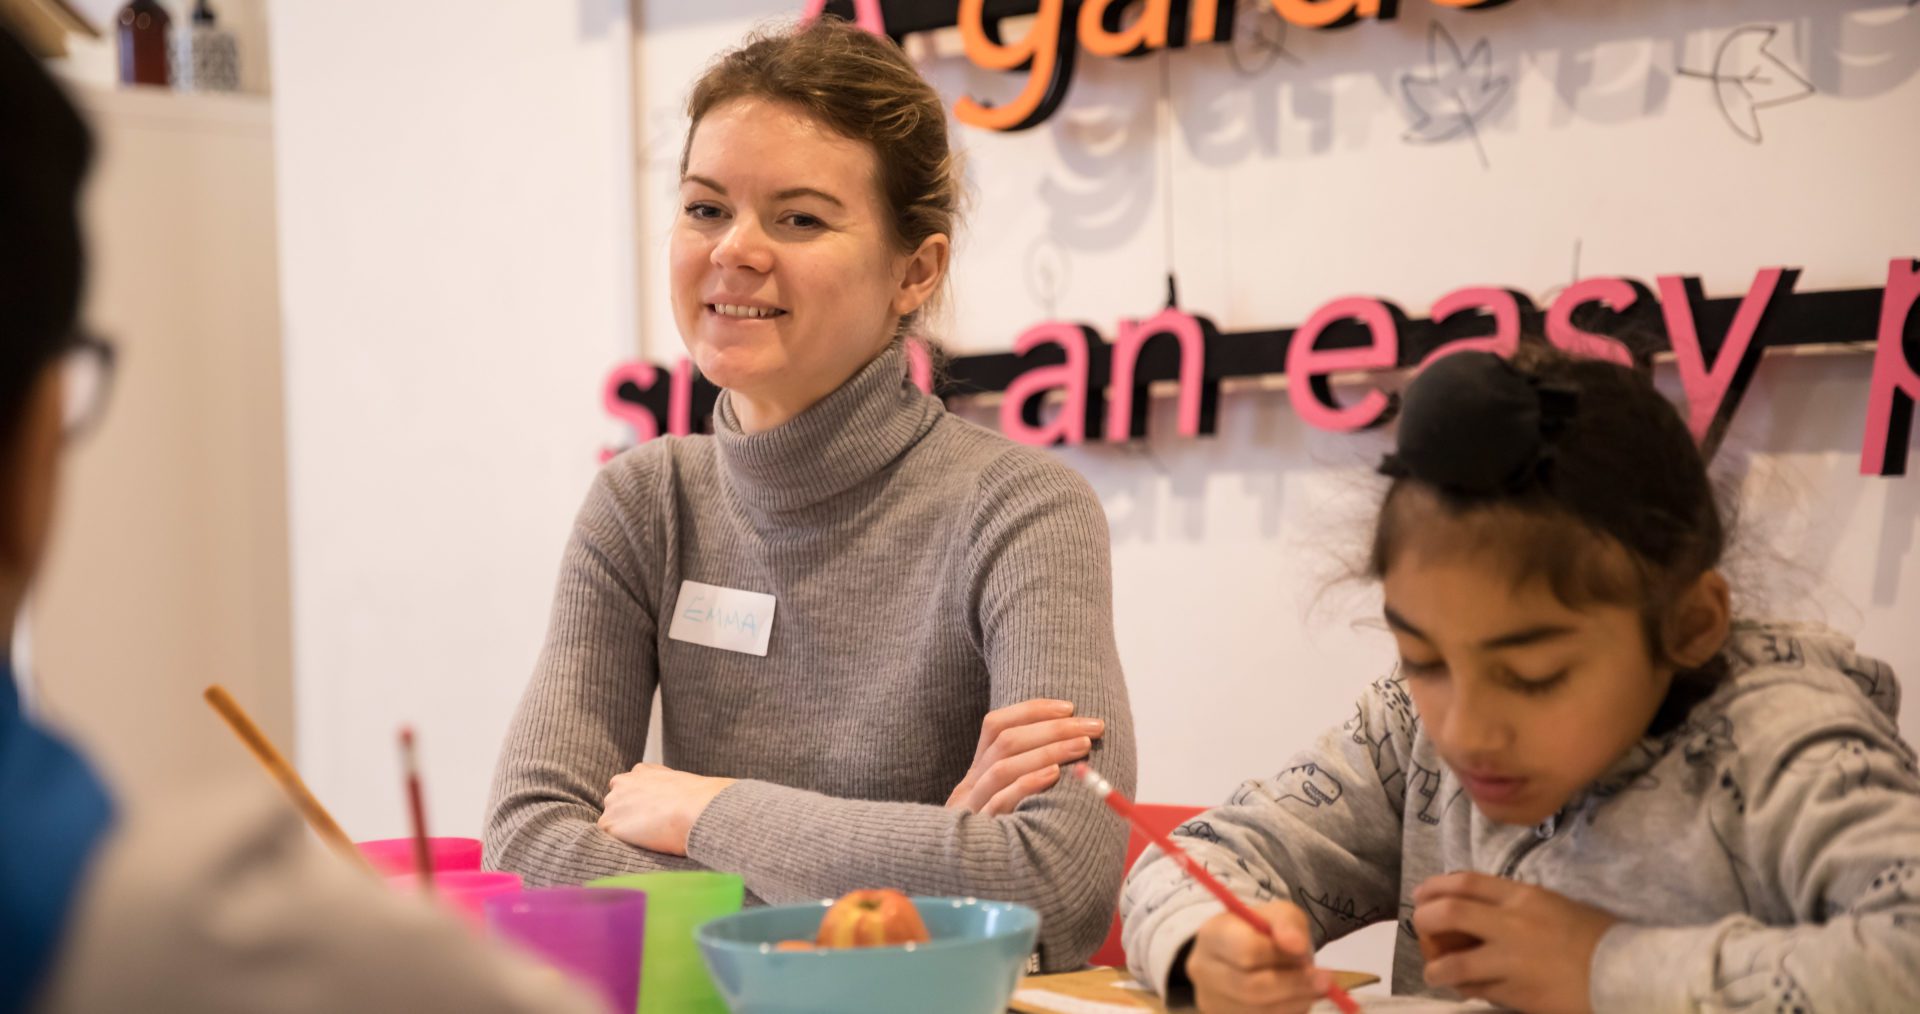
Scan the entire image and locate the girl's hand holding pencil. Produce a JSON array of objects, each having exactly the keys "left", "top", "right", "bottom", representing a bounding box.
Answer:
[
  {"left": 1186, "top": 900, "right": 1336, "bottom": 1014},
  {"left": 1071, "top": 764, "right": 1362, "bottom": 1013}
]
